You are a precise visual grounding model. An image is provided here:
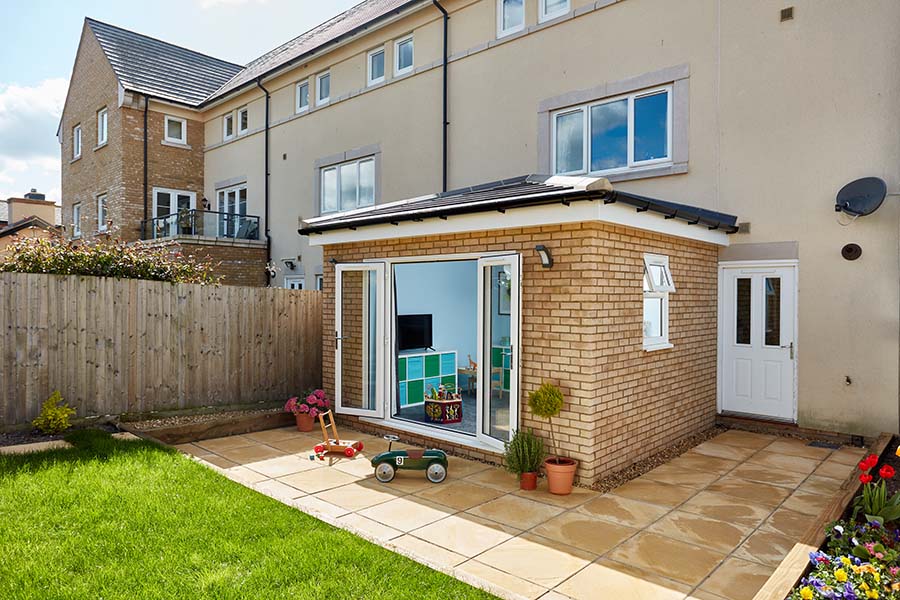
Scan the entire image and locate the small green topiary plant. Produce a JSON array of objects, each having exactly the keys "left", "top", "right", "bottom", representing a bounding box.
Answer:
[
  {"left": 504, "top": 429, "right": 545, "bottom": 475},
  {"left": 32, "top": 391, "right": 76, "bottom": 435},
  {"left": 528, "top": 382, "right": 564, "bottom": 460}
]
